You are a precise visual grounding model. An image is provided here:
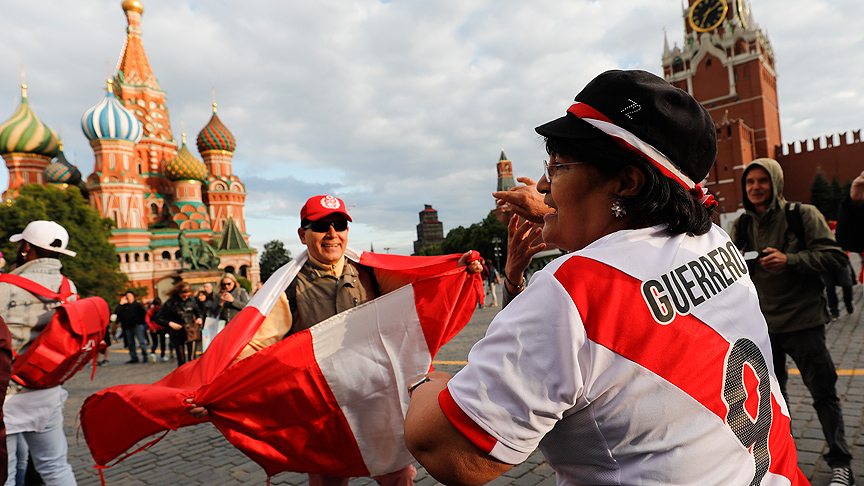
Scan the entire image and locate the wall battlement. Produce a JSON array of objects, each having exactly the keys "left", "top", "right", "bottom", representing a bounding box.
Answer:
[{"left": 776, "top": 130, "right": 862, "bottom": 156}]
